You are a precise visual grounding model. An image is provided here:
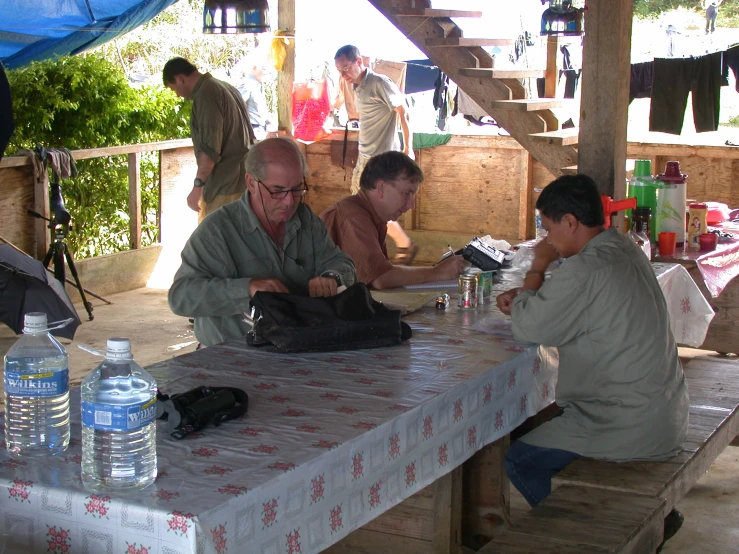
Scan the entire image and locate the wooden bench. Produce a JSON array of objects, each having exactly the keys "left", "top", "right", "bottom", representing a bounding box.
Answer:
[
  {"left": 551, "top": 357, "right": 739, "bottom": 518},
  {"left": 478, "top": 485, "right": 664, "bottom": 554}
]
